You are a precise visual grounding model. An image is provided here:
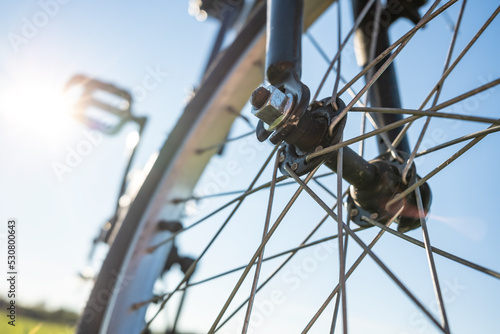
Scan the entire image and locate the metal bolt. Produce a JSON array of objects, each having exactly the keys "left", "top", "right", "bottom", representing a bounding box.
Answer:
[
  {"left": 350, "top": 208, "right": 359, "bottom": 217},
  {"left": 315, "top": 146, "right": 323, "bottom": 152},
  {"left": 370, "top": 212, "right": 379, "bottom": 220},
  {"left": 290, "top": 162, "right": 298, "bottom": 171},
  {"left": 250, "top": 85, "right": 292, "bottom": 131},
  {"left": 250, "top": 86, "right": 271, "bottom": 109},
  {"left": 279, "top": 153, "right": 285, "bottom": 162}
]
